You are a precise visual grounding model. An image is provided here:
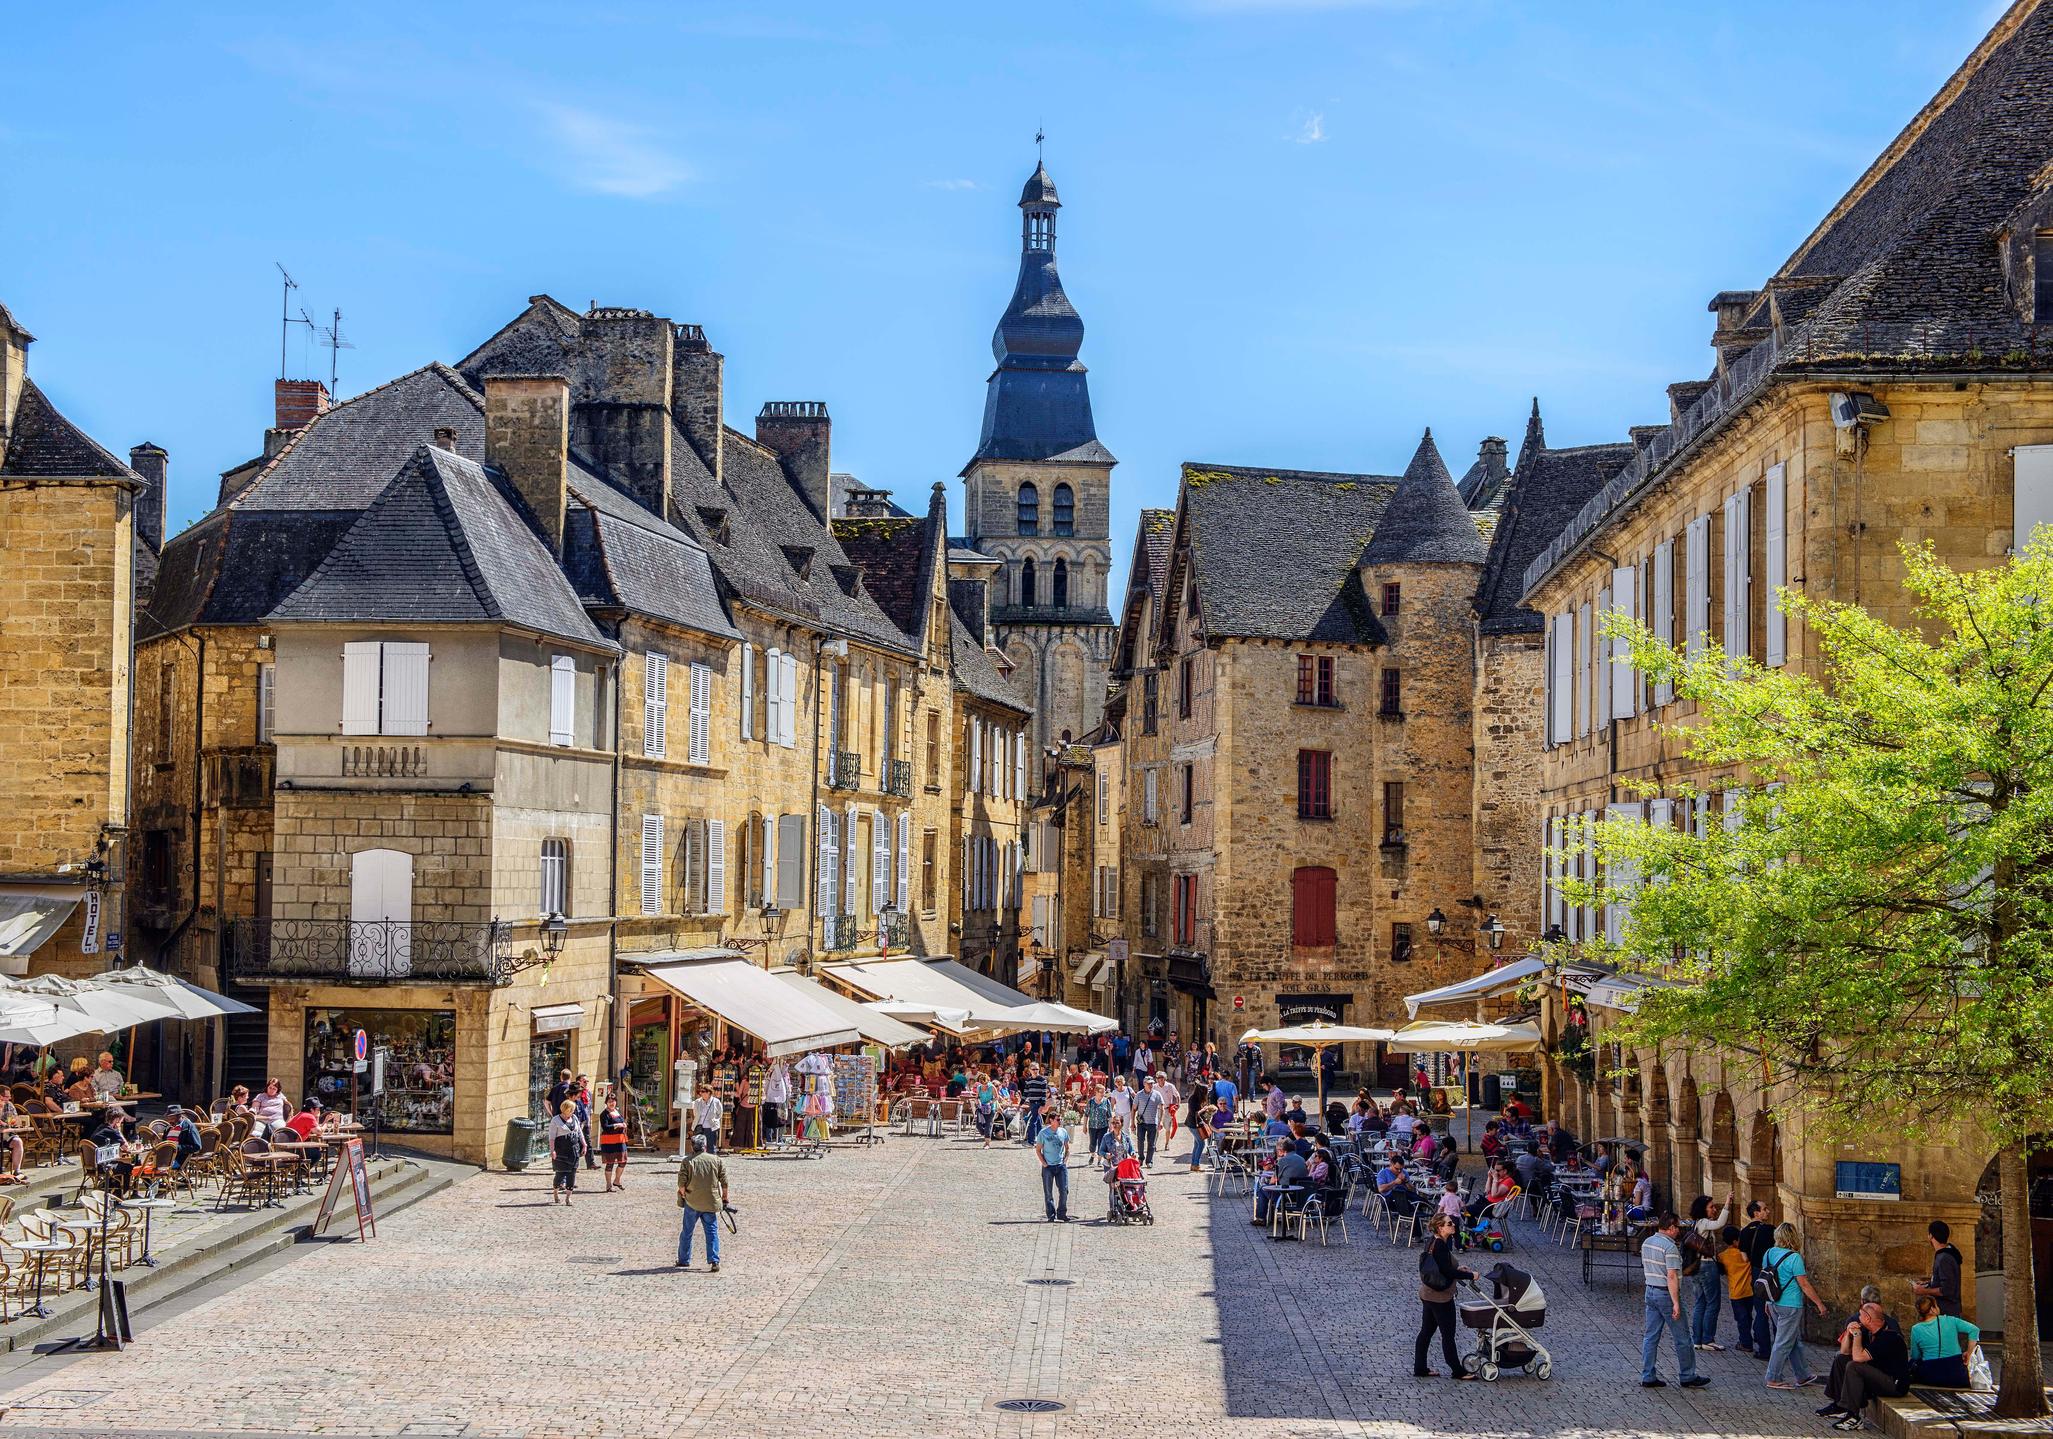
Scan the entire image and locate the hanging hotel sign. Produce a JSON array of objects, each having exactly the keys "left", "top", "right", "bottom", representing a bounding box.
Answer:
[{"left": 79, "top": 891, "right": 101, "bottom": 954}]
